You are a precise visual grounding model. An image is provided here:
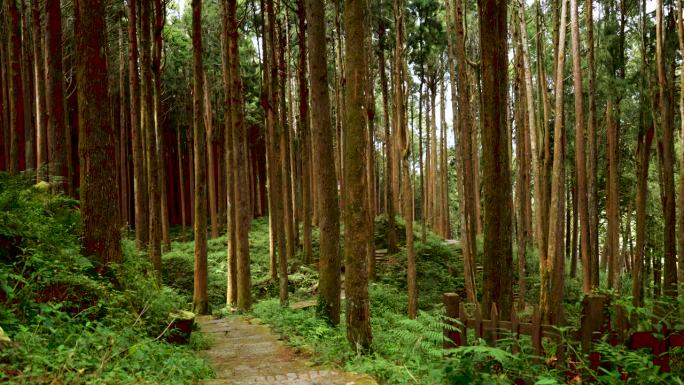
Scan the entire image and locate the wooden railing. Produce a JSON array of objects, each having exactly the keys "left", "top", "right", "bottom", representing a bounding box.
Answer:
[{"left": 442, "top": 293, "right": 684, "bottom": 373}]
